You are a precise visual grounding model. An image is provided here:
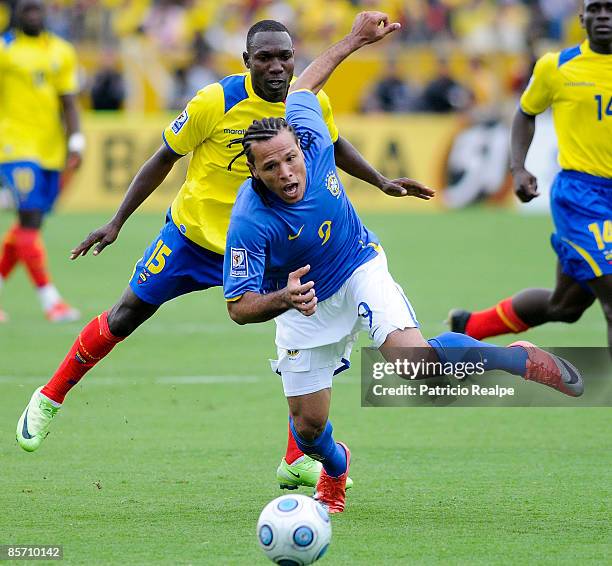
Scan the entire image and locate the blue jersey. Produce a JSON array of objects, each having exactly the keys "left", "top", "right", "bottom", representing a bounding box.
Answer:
[{"left": 223, "top": 89, "right": 379, "bottom": 303}]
